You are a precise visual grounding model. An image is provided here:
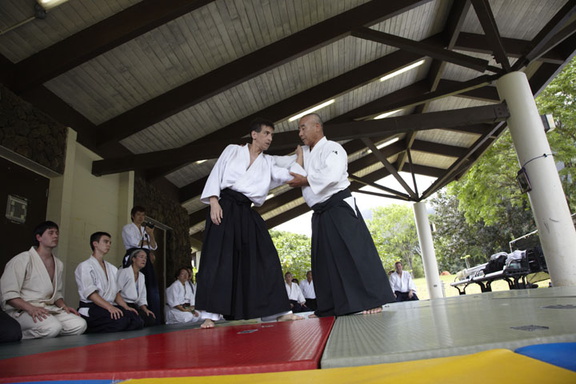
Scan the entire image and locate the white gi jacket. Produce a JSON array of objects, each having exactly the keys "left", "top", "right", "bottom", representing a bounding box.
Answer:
[
  {"left": 389, "top": 271, "right": 417, "bottom": 293},
  {"left": 75, "top": 256, "right": 120, "bottom": 314},
  {"left": 289, "top": 137, "right": 350, "bottom": 207},
  {"left": 0, "top": 247, "right": 64, "bottom": 313},
  {"left": 122, "top": 223, "right": 157, "bottom": 250},
  {"left": 116, "top": 267, "right": 148, "bottom": 307},
  {"left": 201, "top": 144, "right": 294, "bottom": 207},
  {"left": 285, "top": 282, "right": 306, "bottom": 304},
  {"left": 299, "top": 279, "right": 316, "bottom": 299}
]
